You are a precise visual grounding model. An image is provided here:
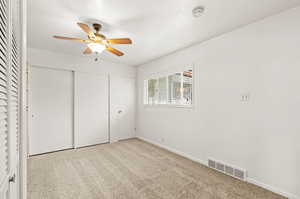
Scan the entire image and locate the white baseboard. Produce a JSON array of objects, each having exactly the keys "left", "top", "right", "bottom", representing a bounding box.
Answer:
[
  {"left": 137, "top": 136, "right": 207, "bottom": 166},
  {"left": 137, "top": 136, "right": 299, "bottom": 199},
  {"left": 247, "top": 178, "right": 299, "bottom": 199}
]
